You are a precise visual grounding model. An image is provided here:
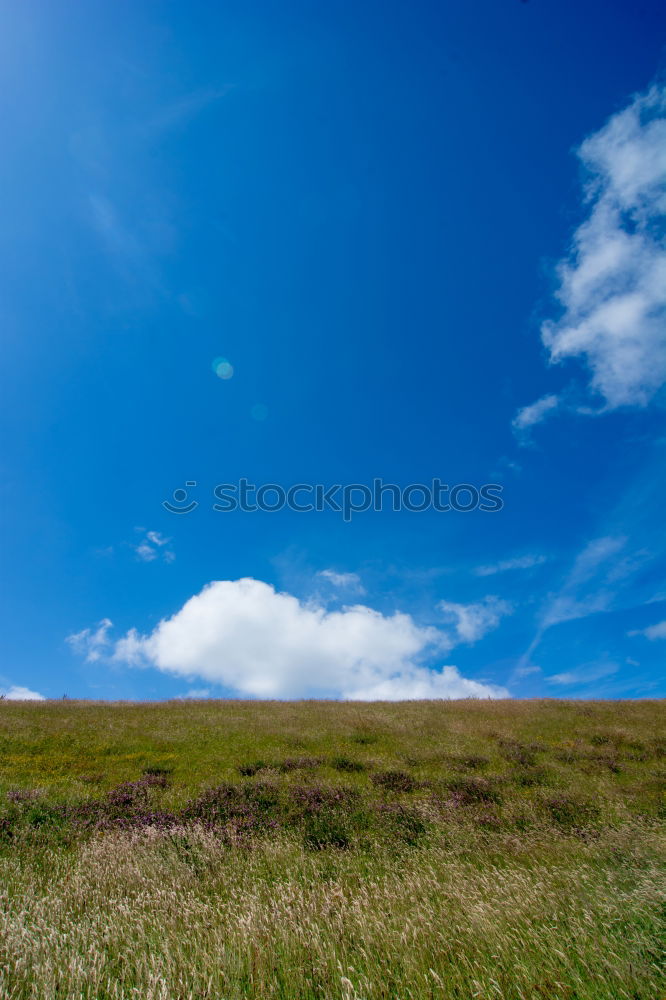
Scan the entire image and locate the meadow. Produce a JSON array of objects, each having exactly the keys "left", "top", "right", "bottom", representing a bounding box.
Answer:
[{"left": 0, "top": 698, "right": 664, "bottom": 1000}]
